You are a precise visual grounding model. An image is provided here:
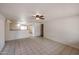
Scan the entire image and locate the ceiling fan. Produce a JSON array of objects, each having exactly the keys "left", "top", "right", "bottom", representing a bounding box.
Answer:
[{"left": 33, "top": 11, "right": 45, "bottom": 20}]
